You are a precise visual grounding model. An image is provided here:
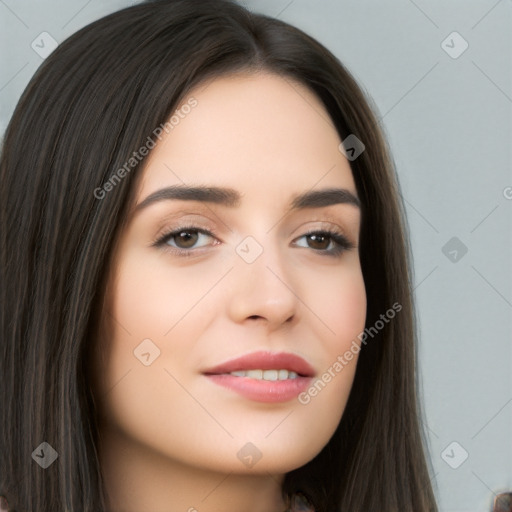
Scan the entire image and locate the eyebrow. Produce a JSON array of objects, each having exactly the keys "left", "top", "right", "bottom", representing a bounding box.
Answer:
[{"left": 133, "top": 184, "right": 361, "bottom": 214}]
